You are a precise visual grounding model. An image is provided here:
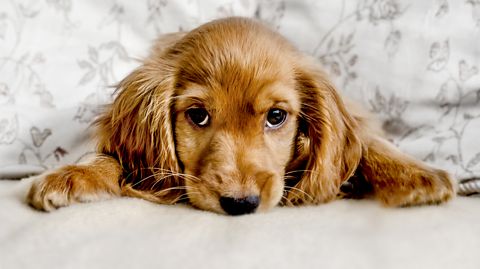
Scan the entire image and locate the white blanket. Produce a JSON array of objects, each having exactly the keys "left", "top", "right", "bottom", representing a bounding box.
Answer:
[
  {"left": 1, "top": 0, "right": 479, "bottom": 181},
  {"left": 1, "top": 178, "right": 479, "bottom": 269},
  {"left": 1, "top": 1, "right": 480, "bottom": 268}
]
